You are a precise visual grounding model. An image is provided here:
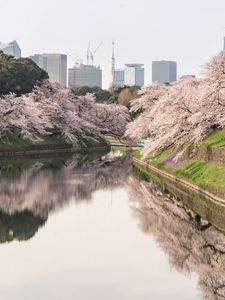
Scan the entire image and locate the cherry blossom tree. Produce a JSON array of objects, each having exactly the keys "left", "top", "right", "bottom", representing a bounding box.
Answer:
[
  {"left": 0, "top": 81, "right": 130, "bottom": 147},
  {"left": 126, "top": 52, "right": 225, "bottom": 158}
]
